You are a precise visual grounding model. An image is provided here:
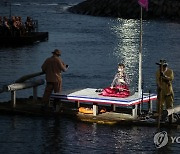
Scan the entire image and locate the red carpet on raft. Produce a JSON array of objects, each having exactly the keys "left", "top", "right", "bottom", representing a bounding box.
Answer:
[{"left": 100, "top": 85, "right": 130, "bottom": 98}]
